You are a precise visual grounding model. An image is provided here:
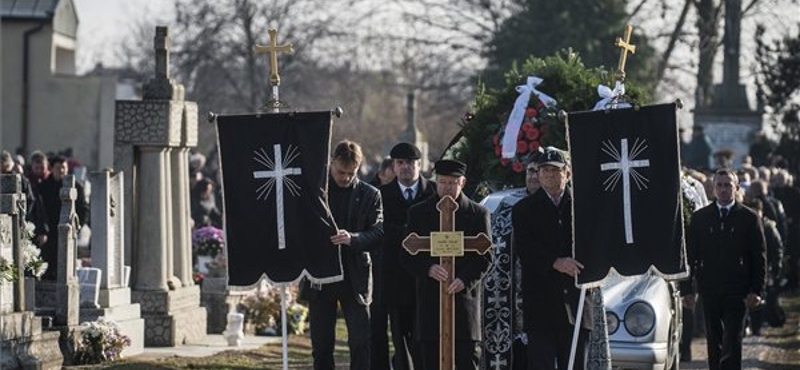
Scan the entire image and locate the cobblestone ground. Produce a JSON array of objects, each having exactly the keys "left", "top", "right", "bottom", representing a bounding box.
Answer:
[{"left": 681, "top": 294, "right": 800, "bottom": 370}]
